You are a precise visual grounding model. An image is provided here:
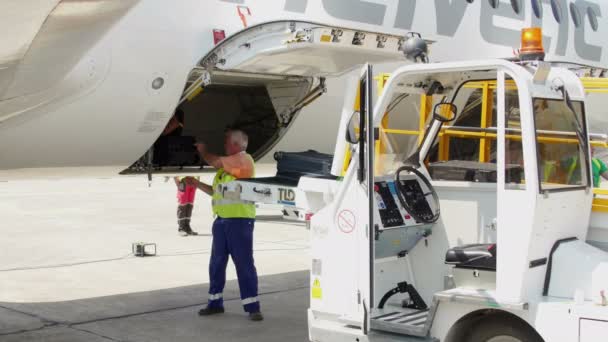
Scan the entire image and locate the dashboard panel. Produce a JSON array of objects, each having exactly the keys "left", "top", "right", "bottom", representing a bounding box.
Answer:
[
  {"left": 373, "top": 175, "right": 434, "bottom": 258},
  {"left": 374, "top": 175, "right": 433, "bottom": 230}
]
